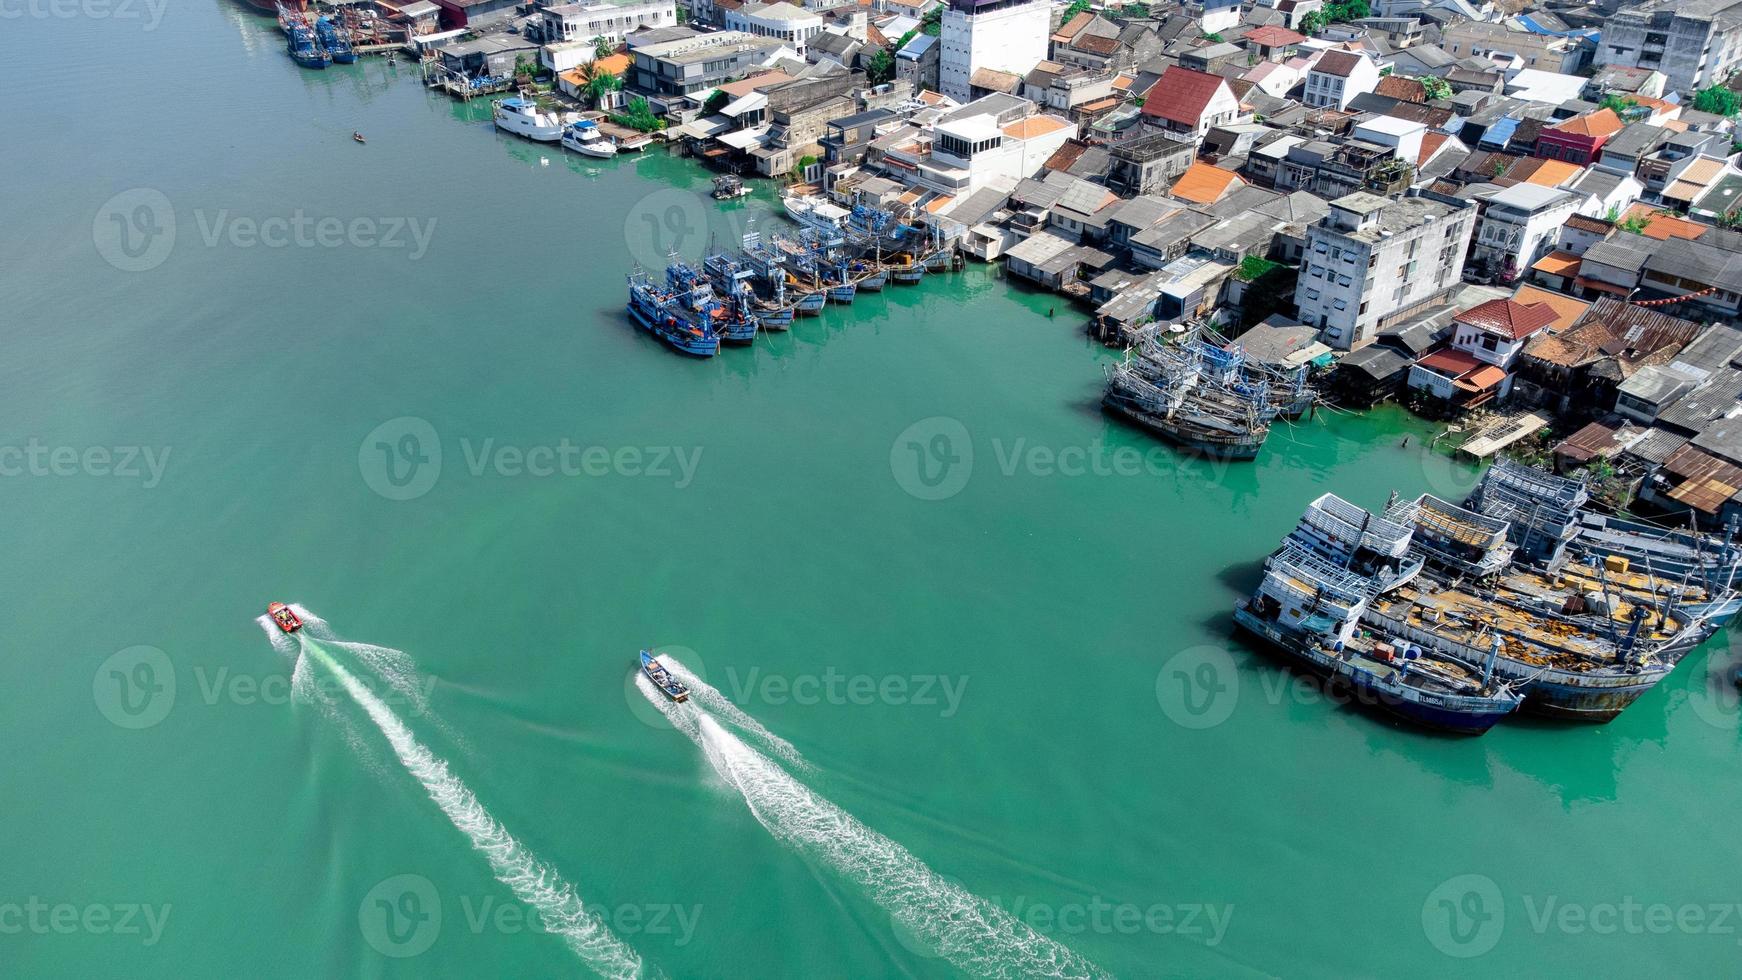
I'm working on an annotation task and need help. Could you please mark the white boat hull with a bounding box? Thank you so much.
[564,139,617,157]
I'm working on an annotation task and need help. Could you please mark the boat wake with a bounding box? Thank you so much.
[654,655,811,772]
[289,628,653,978]
[635,675,1103,979]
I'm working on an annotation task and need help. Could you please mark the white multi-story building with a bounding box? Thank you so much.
[937,0,1050,103]
[1471,183,1583,278]
[1302,49,1380,110]
[725,2,826,56]
[541,0,676,64]
[1294,191,1476,351]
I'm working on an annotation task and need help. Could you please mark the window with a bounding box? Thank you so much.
[1481,334,1499,351]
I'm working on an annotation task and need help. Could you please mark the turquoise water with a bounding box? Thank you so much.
[6,6,1742,977]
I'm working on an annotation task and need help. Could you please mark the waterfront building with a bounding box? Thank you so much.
[1294,191,1475,351]
[938,0,1051,103]
[629,32,792,96]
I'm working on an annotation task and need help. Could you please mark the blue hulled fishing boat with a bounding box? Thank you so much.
[286,21,330,68]
[315,15,356,64]
[626,272,720,357]
[639,651,690,702]
[667,259,753,344]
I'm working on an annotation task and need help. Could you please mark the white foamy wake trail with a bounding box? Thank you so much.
[636,677,1103,980]
[655,657,811,773]
[311,642,653,980]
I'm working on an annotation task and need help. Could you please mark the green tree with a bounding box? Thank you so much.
[866,47,896,84]
[612,96,665,133]
[585,67,623,108]
[1419,75,1451,101]
[1062,0,1092,18]
[592,35,614,60]
[1200,31,1224,42]
[1693,84,1741,116]
[1122,1,1150,16]
[921,6,942,36]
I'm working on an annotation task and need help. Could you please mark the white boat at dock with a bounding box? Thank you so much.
[780,192,849,234]
[493,97,577,142]
[561,119,617,157]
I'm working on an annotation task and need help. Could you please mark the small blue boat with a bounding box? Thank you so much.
[626,272,720,357]
[639,651,689,702]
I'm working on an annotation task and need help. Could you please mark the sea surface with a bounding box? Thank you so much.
[5,7,1742,978]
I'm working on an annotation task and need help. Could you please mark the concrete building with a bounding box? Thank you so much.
[1294,191,1476,350]
[896,32,939,93]
[542,0,676,55]
[1597,0,1742,95]
[938,0,1051,103]
[629,32,792,95]
[1441,21,1586,74]
[1472,183,1583,278]
[1303,50,1381,110]
[725,2,826,56]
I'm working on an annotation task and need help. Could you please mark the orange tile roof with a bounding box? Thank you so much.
[924,195,954,214]
[1170,161,1244,204]
[559,53,630,84]
[1512,284,1591,333]
[1550,107,1623,139]
[1001,115,1071,140]
[1522,158,1583,188]
[1530,250,1581,277]
[1622,203,1707,240]
[1111,74,1134,91]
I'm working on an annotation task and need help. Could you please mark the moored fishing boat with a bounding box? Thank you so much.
[1101,358,1269,460]
[314,15,355,64]
[887,253,926,284]
[1234,546,1524,734]
[780,193,848,235]
[1361,574,1676,722]
[285,20,330,68]
[625,272,720,357]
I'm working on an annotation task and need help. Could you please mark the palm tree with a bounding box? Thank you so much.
[585,67,623,109]
[592,35,614,60]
